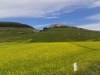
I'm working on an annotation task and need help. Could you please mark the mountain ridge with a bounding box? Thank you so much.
[0,22,33,28]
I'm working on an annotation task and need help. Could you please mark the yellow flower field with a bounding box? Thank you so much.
[0,42,100,75]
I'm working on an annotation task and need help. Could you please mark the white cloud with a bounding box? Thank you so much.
[0,0,100,18]
[77,22,100,31]
[78,13,100,31]
[86,13,100,20]
[34,24,50,28]
[44,16,58,19]
[89,1,100,8]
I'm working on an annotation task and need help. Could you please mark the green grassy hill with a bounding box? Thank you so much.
[0,22,37,42]
[0,22,100,42]
[0,22,33,28]
[31,27,100,42]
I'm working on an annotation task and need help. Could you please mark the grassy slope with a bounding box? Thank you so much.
[0,27,100,42]
[0,28,35,42]
[31,28,100,42]
[0,42,100,75]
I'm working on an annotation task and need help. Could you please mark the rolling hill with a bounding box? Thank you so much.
[0,22,37,42]
[0,22,100,42]
[0,22,33,28]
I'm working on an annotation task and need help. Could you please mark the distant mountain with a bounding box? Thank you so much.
[0,23,100,42]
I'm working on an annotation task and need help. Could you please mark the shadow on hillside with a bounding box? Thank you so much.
[69,43,98,50]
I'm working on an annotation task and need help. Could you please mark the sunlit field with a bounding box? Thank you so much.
[0,42,100,75]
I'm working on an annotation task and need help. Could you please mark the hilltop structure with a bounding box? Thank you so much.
[49,24,75,28]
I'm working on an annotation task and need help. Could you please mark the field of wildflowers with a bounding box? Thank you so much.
[0,42,100,75]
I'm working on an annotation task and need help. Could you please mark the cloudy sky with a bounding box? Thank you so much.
[0,0,100,30]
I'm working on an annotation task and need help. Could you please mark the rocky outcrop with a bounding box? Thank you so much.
[49,24,71,28]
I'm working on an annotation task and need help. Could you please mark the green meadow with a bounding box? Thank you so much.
[0,42,100,75]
